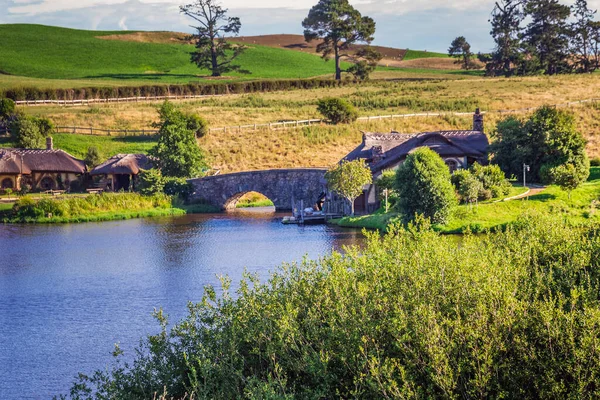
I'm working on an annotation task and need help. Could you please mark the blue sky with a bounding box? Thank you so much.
[0,0,596,52]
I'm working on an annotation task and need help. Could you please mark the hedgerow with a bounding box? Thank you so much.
[0,78,361,101]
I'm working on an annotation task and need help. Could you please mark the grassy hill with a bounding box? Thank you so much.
[0,25,465,91]
[0,24,354,83]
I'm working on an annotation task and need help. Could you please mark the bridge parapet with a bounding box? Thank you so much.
[188,168,328,211]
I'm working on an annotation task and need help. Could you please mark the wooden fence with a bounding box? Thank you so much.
[3,97,598,138]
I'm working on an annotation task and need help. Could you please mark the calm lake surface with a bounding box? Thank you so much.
[0,209,365,399]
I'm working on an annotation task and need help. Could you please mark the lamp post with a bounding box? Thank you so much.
[523,164,530,201]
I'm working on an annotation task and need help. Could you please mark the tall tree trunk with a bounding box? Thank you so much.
[210,36,220,77]
[334,44,342,80]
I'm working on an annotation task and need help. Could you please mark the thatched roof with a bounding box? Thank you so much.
[344,130,489,173]
[0,148,85,174]
[90,154,153,176]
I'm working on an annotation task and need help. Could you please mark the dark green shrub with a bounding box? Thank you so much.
[0,98,15,119]
[317,97,359,124]
[12,196,44,219]
[186,114,208,139]
[590,158,600,167]
[137,169,165,195]
[84,147,102,169]
[163,177,194,201]
[395,147,456,223]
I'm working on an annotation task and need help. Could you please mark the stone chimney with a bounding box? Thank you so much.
[473,108,484,132]
[46,136,53,150]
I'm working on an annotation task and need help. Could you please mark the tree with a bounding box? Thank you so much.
[325,159,372,216]
[548,162,589,198]
[10,116,44,148]
[84,147,102,169]
[137,169,165,196]
[317,97,358,124]
[570,0,598,73]
[180,0,247,77]
[458,173,483,207]
[395,147,457,224]
[490,106,588,183]
[487,0,525,77]
[522,0,572,75]
[0,98,15,120]
[591,21,600,70]
[448,36,476,70]
[150,101,208,178]
[303,0,377,80]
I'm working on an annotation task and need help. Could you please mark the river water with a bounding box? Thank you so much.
[0,210,364,399]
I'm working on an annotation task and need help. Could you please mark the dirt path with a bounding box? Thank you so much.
[495,186,546,203]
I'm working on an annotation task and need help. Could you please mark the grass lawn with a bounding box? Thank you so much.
[335,168,600,233]
[0,134,156,159]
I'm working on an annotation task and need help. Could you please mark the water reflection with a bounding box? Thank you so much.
[0,213,364,399]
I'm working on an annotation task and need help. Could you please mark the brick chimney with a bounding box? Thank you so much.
[46,136,53,150]
[473,108,484,132]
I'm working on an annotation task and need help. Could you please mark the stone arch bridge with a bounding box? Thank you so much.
[189,168,328,211]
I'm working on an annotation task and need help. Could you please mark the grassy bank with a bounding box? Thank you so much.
[335,167,600,233]
[1,193,182,223]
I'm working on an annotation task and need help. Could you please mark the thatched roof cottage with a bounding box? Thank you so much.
[90,154,153,191]
[0,137,86,191]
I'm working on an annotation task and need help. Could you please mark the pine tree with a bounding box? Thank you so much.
[522,0,572,75]
[570,0,597,73]
[488,0,525,77]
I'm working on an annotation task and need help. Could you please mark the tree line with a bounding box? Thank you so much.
[452,0,600,75]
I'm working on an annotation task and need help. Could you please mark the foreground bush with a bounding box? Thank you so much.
[65,214,600,399]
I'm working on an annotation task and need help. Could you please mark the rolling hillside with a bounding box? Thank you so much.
[0,24,464,90]
[0,24,352,83]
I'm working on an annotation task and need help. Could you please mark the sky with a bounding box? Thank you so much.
[1,0,598,52]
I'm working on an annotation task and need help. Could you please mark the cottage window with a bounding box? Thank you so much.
[1,178,14,189]
[445,159,459,173]
[40,177,55,191]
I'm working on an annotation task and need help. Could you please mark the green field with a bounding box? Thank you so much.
[0,134,156,159]
[0,24,353,83]
[403,49,449,60]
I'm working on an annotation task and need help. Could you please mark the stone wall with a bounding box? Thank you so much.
[189,168,328,211]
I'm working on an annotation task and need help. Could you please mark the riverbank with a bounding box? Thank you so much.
[0,193,222,224]
[334,167,600,233]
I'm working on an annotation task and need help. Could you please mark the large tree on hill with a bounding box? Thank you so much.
[448,36,476,70]
[180,0,247,77]
[487,0,525,77]
[522,0,572,75]
[302,0,377,80]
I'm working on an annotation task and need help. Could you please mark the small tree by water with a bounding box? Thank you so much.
[325,159,372,216]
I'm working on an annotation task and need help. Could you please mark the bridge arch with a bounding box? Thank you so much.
[189,168,327,211]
